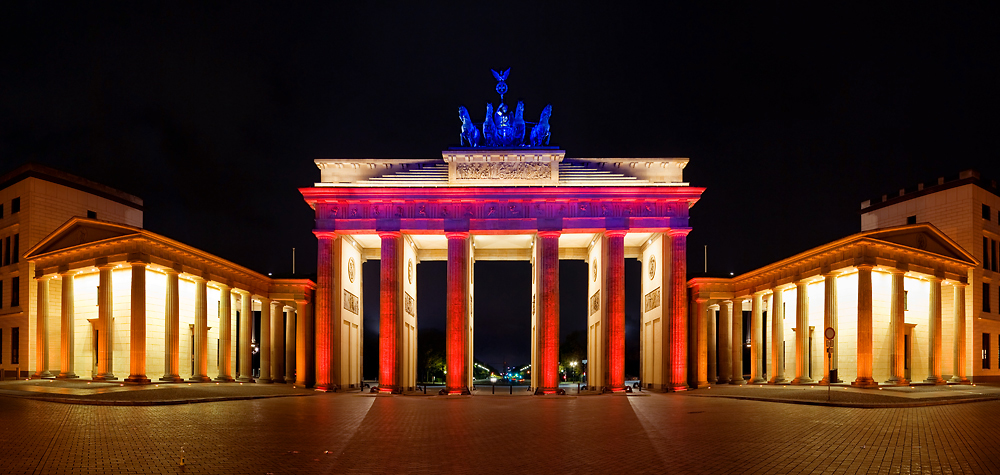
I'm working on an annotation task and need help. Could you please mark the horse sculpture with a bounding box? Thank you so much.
[483,103,497,147]
[530,104,552,147]
[513,101,525,146]
[458,106,481,147]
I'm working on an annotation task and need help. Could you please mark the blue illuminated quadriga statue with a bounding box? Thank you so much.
[457,69,553,148]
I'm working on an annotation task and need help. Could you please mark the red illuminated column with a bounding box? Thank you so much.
[852,264,877,387]
[951,283,969,383]
[215,284,234,382]
[314,231,337,391]
[34,276,53,378]
[125,260,150,383]
[536,231,561,394]
[95,264,116,381]
[446,232,471,395]
[161,268,181,382]
[667,229,690,391]
[379,231,403,393]
[606,230,626,392]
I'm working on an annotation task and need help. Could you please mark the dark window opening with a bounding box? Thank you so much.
[984,283,992,313]
[10,198,19,214]
[984,204,992,220]
[87,210,97,219]
[993,239,998,272]
[0,279,3,309]
[984,333,991,369]
[0,203,3,218]
[11,234,17,263]
[985,237,990,270]
[10,277,18,307]
[11,327,18,365]
[3,236,9,266]
[904,290,909,311]
[906,215,917,225]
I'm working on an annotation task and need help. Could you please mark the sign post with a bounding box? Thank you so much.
[825,327,836,401]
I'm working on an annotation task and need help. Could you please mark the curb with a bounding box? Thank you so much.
[0,391,315,406]
[690,394,1000,408]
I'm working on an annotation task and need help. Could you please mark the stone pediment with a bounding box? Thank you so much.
[863,224,974,263]
[24,218,141,258]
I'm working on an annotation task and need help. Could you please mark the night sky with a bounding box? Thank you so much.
[3,4,999,372]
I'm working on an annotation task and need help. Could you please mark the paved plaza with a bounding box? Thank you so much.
[2,381,1000,474]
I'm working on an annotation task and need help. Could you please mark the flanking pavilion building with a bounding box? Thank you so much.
[302,149,704,393]
[689,224,977,388]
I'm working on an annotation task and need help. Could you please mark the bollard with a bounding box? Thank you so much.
[492,383,495,394]
[509,381,512,395]
[180,446,185,467]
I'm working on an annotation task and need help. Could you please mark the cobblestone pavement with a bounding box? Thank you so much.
[2,387,1000,474]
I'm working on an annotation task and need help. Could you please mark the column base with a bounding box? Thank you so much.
[533,387,566,395]
[791,376,815,385]
[696,380,709,389]
[443,387,471,395]
[851,377,879,388]
[56,372,79,379]
[748,377,767,384]
[314,383,339,392]
[257,378,272,384]
[378,386,402,394]
[272,377,286,384]
[924,376,947,385]
[214,376,235,382]
[159,375,183,383]
[188,376,212,383]
[668,383,689,392]
[236,376,254,383]
[716,377,731,385]
[33,371,55,379]
[93,374,118,381]
[768,376,787,384]
[729,378,746,385]
[950,376,971,384]
[285,376,295,384]
[885,377,909,386]
[124,375,151,384]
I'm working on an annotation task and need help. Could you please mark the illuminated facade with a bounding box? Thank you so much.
[861,170,1000,382]
[689,224,977,387]
[302,150,703,393]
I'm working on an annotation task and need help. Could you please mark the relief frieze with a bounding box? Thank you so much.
[644,287,661,313]
[343,289,360,315]
[455,162,551,180]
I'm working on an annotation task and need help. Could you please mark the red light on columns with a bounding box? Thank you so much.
[606,230,627,392]
[313,231,337,391]
[445,232,471,395]
[537,231,561,394]
[379,231,402,394]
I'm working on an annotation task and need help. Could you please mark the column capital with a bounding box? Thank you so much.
[163,267,180,276]
[97,263,115,271]
[856,262,875,271]
[666,228,691,237]
[128,260,148,268]
[537,230,561,239]
[233,288,251,297]
[35,273,54,281]
[604,229,628,239]
[445,231,470,240]
[378,230,402,239]
[927,275,943,283]
[889,267,906,275]
[313,230,338,240]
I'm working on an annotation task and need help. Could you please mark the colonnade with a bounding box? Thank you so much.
[695,264,969,387]
[32,262,307,385]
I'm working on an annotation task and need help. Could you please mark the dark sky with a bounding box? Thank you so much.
[3,4,999,370]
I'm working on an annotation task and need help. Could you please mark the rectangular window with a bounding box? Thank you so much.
[87,210,96,219]
[10,277,18,307]
[994,239,998,272]
[10,197,19,214]
[985,283,992,313]
[11,234,17,264]
[986,237,991,270]
[11,327,18,365]
[984,333,991,369]
[906,215,917,225]
[3,236,8,266]
[985,204,992,220]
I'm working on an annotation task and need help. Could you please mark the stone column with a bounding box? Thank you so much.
[792,279,813,384]
[258,296,272,384]
[314,231,336,391]
[853,264,877,387]
[717,300,732,385]
[706,304,716,386]
[271,300,285,383]
[731,298,745,384]
[125,261,150,383]
[215,284,234,382]
[34,277,53,378]
[285,304,296,383]
[378,231,402,393]
[161,269,181,382]
[925,276,945,384]
[445,231,471,395]
[295,298,313,387]
[951,283,970,383]
[885,269,907,385]
[536,230,561,394]
[667,229,690,391]
[820,272,839,384]
[749,292,766,384]
[606,229,626,391]
[190,276,210,382]
[237,291,253,382]
[769,287,786,384]
[57,271,77,379]
[94,264,116,381]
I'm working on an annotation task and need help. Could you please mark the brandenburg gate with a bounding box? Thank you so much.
[301,73,703,394]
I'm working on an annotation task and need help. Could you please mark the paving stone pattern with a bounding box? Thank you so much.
[2,388,1000,474]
